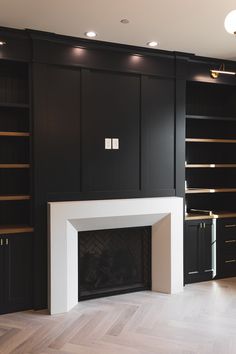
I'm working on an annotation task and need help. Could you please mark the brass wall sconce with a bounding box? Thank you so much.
[210,64,236,79]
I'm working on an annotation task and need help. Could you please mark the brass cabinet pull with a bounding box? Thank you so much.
[0,238,3,246]
[225,259,236,263]
[188,271,199,275]
[225,239,236,243]
[5,238,8,246]
[225,224,236,228]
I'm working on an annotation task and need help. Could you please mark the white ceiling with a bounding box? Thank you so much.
[0,0,236,60]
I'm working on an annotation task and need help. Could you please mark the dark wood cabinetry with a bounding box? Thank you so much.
[185,220,215,284]
[0,60,33,233]
[0,58,33,313]
[185,82,236,219]
[2,27,236,312]
[184,80,236,285]
[217,218,236,278]
[0,233,33,314]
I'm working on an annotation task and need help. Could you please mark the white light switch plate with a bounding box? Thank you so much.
[105,138,112,150]
[112,138,119,150]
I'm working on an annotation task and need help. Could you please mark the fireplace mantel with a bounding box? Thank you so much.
[48,197,183,315]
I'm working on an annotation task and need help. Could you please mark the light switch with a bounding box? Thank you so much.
[105,138,112,150]
[112,138,119,150]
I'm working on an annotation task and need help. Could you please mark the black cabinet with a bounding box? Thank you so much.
[0,233,33,314]
[184,220,215,284]
[217,218,236,278]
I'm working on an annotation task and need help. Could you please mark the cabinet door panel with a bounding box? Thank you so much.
[34,63,81,194]
[81,69,140,193]
[2,234,32,314]
[185,220,213,284]
[142,76,175,195]
[0,238,6,313]
[6,234,32,311]
[184,222,200,282]
[201,223,213,273]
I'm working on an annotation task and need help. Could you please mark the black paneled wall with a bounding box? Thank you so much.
[32,39,176,307]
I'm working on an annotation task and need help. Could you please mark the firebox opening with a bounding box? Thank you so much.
[78,226,151,300]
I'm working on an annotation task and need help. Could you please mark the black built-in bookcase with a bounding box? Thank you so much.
[184,80,236,283]
[0,58,33,314]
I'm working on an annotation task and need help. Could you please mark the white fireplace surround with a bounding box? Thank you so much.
[48,197,183,315]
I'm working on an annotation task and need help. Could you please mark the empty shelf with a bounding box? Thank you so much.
[0,164,30,169]
[186,138,236,143]
[186,164,236,168]
[185,188,236,194]
[0,225,34,235]
[0,195,31,201]
[0,131,30,137]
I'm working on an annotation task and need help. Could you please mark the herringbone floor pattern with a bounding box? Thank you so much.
[1,278,236,354]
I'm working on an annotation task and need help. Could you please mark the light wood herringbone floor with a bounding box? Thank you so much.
[1,278,236,354]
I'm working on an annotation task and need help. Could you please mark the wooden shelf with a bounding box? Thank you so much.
[186,211,236,221]
[186,188,236,194]
[186,138,236,143]
[0,195,31,201]
[186,115,236,122]
[186,164,236,168]
[0,164,30,169]
[0,225,34,235]
[0,103,29,109]
[0,131,30,137]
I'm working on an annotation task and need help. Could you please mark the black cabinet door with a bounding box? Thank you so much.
[0,237,6,313]
[184,221,201,283]
[200,222,213,276]
[0,234,32,314]
[141,76,175,196]
[81,69,140,195]
[184,220,213,284]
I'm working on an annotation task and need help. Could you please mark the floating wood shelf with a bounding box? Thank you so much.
[186,138,236,143]
[186,188,236,194]
[186,164,236,168]
[0,195,31,201]
[0,131,30,137]
[0,164,30,169]
[186,115,236,121]
[0,103,29,109]
[0,225,34,235]
[186,211,236,221]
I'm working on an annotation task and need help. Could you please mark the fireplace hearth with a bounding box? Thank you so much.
[78,226,151,300]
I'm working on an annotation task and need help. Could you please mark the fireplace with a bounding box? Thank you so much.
[48,197,183,315]
[78,226,151,300]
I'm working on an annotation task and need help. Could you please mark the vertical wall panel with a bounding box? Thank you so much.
[33,63,81,308]
[142,76,175,195]
[81,69,141,194]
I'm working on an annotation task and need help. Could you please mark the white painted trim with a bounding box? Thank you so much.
[49,197,183,314]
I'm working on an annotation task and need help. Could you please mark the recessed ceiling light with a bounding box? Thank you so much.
[0,41,6,46]
[84,31,97,38]
[147,41,159,47]
[120,19,130,24]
